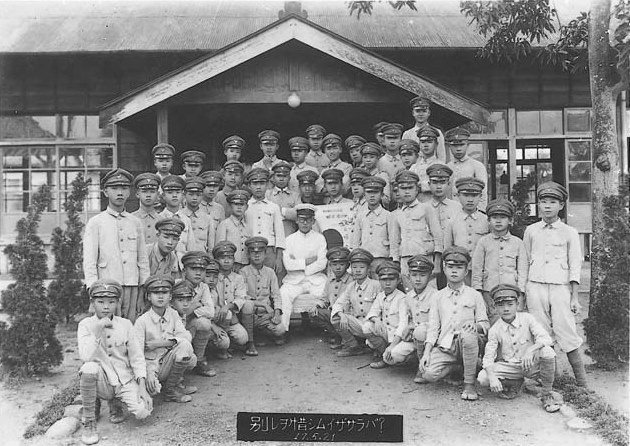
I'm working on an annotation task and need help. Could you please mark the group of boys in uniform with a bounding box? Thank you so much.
[78,96,587,445]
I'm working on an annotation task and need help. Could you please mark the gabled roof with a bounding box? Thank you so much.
[99,14,490,125]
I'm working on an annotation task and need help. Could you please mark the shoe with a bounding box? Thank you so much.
[164,387,193,403]
[193,363,217,377]
[108,399,127,424]
[245,342,259,356]
[460,384,479,401]
[414,369,428,384]
[176,380,198,395]
[541,392,561,413]
[336,346,366,357]
[370,360,388,369]
[81,419,99,445]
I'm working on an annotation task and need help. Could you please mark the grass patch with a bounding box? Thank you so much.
[554,374,629,446]
[23,377,79,439]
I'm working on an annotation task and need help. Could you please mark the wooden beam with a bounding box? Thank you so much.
[157,105,168,144]
[508,108,518,196]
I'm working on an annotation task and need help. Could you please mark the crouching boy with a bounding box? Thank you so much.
[134,275,197,404]
[477,284,559,412]
[363,261,413,369]
[78,279,152,445]
[417,246,489,401]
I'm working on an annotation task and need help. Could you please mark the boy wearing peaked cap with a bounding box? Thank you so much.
[267,160,301,238]
[398,140,421,171]
[373,122,389,149]
[305,124,330,172]
[252,130,283,172]
[348,167,370,214]
[345,135,366,168]
[363,261,411,369]
[523,181,587,387]
[147,218,184,280]
[78,279,152,445]
[134,275,197,404]
[152,143,175,181]
[157,175,201,257]
[378,123,406,182]
[180,150,205,179]
[83,169,150,323]
[331,248,380,357]
[411,126,442,202]
[239,237,286,350]
[472,199,528,325]
[222,135,245,162]
[477,284,559,412]
[181,176,217,254]
[215,160,245,217]
[360,142,391,209]
[404,255,438,383]
[445,127,488,210]
[321,168,353,205]
[215,189,252,271]
[132,173,162,246]
[199,170,226,226]
[296,170,323,206]
[417,246,489,401]
[402,96,447,163]
[289,136,322,193]
[322,134,352,191]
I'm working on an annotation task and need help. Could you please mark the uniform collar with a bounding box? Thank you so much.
[384,152,400,161]
[420,155,438,164]
[328,195,344,204]
[492,231,511,240]
[402,199,420,211]
[367,204,383,216]
[499,313,522,331]
[452,155,470,163]
[272,186,291,195]
[249,197,269,205]
[148,307,173,323]
[137,207,158,219]
[151,242,169,261]
[543,219,562,229]
[106,206,128,218]
[332,272,351,284]
[229,214,246,226]
[464,210,480,220]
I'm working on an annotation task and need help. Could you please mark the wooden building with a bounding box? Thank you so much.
[0,1,627,274]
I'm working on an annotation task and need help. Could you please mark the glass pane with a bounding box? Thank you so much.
[540,110,563,134]
[467,143,484,163]
[0,116,56,139]
[461,110,507,135]
[60,170,81,190]
[515,150,523,160]
[87,172,106,212]
[520,164,536,181]
[3,172,25,212]
[538,162,553,184]
[569,162,591,182]
[2,146,29,168]
[494,163,510,200]
[86,116,114,139]
[85,146,113,168]
[566,109,591,133]
[59,116,86,139]
[538,147,551,159]
[60,147,84,168]
[569,183,591,202]
[30,147,56,169]
[524,148,538,159]
[32,171,57,212]
[516,111,540,134]
[568,140,591,161]
[496,149,508,161]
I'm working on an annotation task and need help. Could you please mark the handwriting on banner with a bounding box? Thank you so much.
[314,202,356,247]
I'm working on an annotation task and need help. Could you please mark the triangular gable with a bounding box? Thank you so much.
[100,14,490,126]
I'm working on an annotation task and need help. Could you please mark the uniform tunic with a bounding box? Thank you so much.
[352,205,400,259]
[214,216,251,265]
[378,153,405,182]
[411,154,440,194]
[443,210,489,255]
[322,272,352,308]
[429,198,462,236]
[199,200,226,229]
[266,186,300,236]
[405,286,437,341]
[365,289,408,342]
[245,198,286,249]
[331,278,380,320]
[447,156,488,209]
[402,124,447,163]
[289,162,322,192]
[146,242,182,279]
[132,207,160,246]
[180,206,216,253]
[192,282,215,320]
[395,199,443,260]
[472,233,529,292]
[252,156,283,172]
[327,159,353,190]
[305,150,330,172]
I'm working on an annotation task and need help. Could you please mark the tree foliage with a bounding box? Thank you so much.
[0,186,63,375]
[48,173,90,324]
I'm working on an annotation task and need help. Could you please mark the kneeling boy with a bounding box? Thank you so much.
[78,279,152,445]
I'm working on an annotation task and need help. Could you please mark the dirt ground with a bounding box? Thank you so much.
[1,263,628,446]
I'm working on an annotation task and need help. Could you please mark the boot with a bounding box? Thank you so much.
[567,349,588,387]
[164,362,192,403]
[108,398,127,424]
[193,360,217,377]
[80,419,99,445]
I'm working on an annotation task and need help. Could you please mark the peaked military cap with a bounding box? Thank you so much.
[395,170,420,184]
[444,127,471,145]
[321,168,344,182]
[144,275,174,292]
[397,139,421,154]
[349,167,370,183]
[537,181,567,201]
[455,176,485,193]
[89,279,123,299]
[360,142,383,157]
[181,251,211,268]
[305,124,326,137]
[407,255,434,272]
[181,150,206,164]
[376,261,401,278]
[345,135,367,149]
[226,189,251,204]
[134,172,161,189]
[155,217,185,236]
[296,170,319,185]
[381,123,404,136]
[289,136,310,150]
[246,167,270,183]
[326,246,351,261]
[223,160,245,173]
[200,170,224,186]
[152,143,175,158]
[442,246,471,265]
[417,126,440,141]
[295,203,317,216]
[222,135,245,150]
[245,236,269,251]
[184,176,205,192]
[102,168,133,188]
[161,175,186,190]
[486,199,515,217]
[426,163,453,179]
[205,258,220,273]
[172,280,195,299]
[409,96,431,109]
[212,240,237,258]
[373,122,389,135]
[271,160,292,174]
[361,175,387,191]
[322,133,343,149]
[349,248,374,264]
[258,130,280,143]
[490,283,521,304]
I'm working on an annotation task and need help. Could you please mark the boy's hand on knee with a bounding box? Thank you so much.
[146,374,160,396]
[522,350,535,372]
[419,351,431,373]
[271,309,282,325]
[383,347,393,363]
[460,322,476,335]
[338,313,349,330]
[489,376,503,393]
[137,379,153,412]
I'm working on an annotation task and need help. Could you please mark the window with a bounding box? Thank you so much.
[515,142,557,217]
[565,108,592,133]
[516,110,563,135]
[461,110,508,136]
[567,140,592,203]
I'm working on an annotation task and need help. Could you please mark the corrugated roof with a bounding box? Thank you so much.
[0,0,589,53]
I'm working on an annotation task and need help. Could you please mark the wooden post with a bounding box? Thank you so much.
[508,108,518,194]
[157,105,168,144]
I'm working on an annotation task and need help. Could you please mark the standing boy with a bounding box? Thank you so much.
[321,168,352,205]
[523,182,587,387]
[222,135,245,162]
[147,218,184,279]
[288,136,322,193]
[158,175,199,256]
[215,189,252,271]
[78,279,152,445]
[152,143,175,181]
[215,160,245,216]
[477,284,559,412]
[132,173,162,246]
[402,96,446,162]
[417,246,489,401]
[180,150,205,179]
[181,176,216,253]
[322,134,352,191]
[377,123,405,181]
[445,127,488,210]
[84,168,150,322]
[345,135,366,168]
[412,127,442,202]
[134,276,197,404]
[398,140,420,171]
[199,170,226,227]
[305,124,329,172]
[252,130,283,172]
[472,199,528,324]
[360,143,391,208]
[267,160,300,237]
[296,170,323,205]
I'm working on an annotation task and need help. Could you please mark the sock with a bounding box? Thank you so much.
[567,349,588,387]
[80,373,98,422]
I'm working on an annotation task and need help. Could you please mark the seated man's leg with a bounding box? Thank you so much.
[79,362,113,445]
[422,347,458,383]
[116,380,152,420]
[187,317,216,376]
[312,308,339,341]
[386,341,416,365]
[280,283,306,330]
[238,300,258,355]
[332,314,366,356]
[362,319,389,368]
[225,322,249,347]
[413,325,428,383]
[208,323,231,358]
[254,311,286,343]
[457,332,482,400]
[158,340,197,403]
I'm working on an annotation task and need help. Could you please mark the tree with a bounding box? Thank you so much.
[48,174,91,324]
[0,186,63,375]
[349,0,630,366]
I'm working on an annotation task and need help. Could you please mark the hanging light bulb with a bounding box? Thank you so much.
[287,91,301,108]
